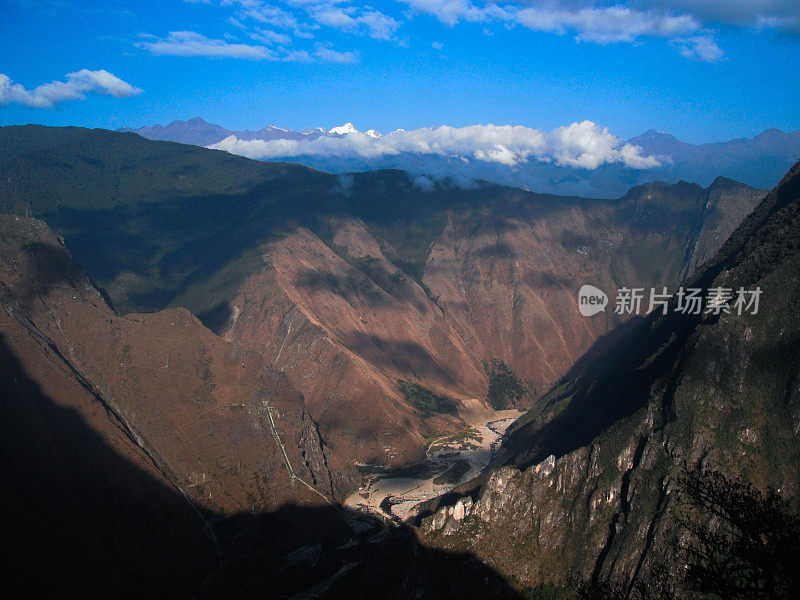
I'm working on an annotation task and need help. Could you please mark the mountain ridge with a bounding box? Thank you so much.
[119,118,800,196]
[0,124,766,502]
[2,125,797,598]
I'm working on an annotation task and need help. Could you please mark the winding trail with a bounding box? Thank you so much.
[262,374,334,505]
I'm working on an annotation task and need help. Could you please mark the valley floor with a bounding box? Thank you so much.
[345,408,522,523]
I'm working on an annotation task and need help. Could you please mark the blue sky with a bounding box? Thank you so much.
[1,0,799,143]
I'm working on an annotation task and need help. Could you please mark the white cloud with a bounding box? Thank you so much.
[404,1,701,42]
[403,1,800,33]
[219,0,401,42]
[222,0,299,29]
[175,1,749,63]
[208,121,660,170]
[413,174,436,192]
[356,10,402,40]
[0,70,142,109]
[293,28,316,39]
[315,47,359,63]
[136,31,275,59]
[402,0,490,26]
[189,1,380,60]
[247,27,292,45]
[310,5,400,40]
[515,5,700,44]
[670,35,725,62]
[634,1,800,32]
[400,1,726,61]
[284,49,314,62]
[552,121,660,169]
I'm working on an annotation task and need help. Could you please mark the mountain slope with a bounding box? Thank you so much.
[0,124,339,314]
[0,214,336,515]
[419,160,800,594]
[0,216,219,598]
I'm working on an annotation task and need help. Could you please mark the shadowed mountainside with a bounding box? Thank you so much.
[0,332,216,599]
[417,160,800,595]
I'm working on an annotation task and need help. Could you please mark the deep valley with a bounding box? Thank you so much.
[1,125,798,599]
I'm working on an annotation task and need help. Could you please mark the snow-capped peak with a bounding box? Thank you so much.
[365,129,382,138]
[329,123,359,135]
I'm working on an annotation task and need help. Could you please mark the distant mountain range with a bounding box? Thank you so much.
[120,118,800,197]
[121,117,330,146]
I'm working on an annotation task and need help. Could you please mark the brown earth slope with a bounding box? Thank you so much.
[209,177,764,485]
[0,217,528,600]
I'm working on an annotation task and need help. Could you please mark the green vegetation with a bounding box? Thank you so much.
[429,427,482,451]
[677,468,800,599]
[487,360,528,409]
[398,380,458,415]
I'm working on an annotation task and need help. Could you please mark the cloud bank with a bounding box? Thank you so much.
[401,1,725,61]
[402,0,800,33]
[137,30,362,63]
[0,70,142,109]
[208,121,660,170]
[308,4,401,40]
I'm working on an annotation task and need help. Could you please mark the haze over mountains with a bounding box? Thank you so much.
[121,117,800,197]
